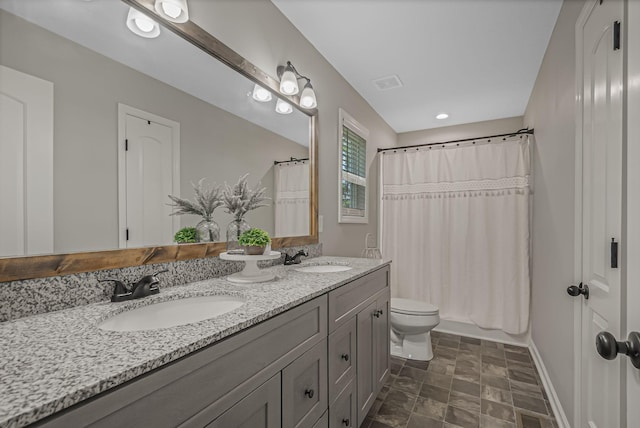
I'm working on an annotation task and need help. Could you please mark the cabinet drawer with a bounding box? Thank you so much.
[207,373,281,428]
[328,317,356,404]
[283,338,328,428]
[36,296,327,428]
[328,266,388,332]
[329,381,356,428]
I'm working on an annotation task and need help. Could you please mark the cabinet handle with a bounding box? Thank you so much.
[304,389,314,398]
[341,353,350,362]
[342,418,350,426]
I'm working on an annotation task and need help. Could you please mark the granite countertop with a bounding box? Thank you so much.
[0,256,390,428]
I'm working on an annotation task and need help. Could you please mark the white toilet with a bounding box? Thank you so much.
[390,298,440,361]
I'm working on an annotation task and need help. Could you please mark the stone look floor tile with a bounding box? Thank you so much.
[449,390,481,413]
[368,337,555,428]
[445,405,479,428]
[407,413,445,428]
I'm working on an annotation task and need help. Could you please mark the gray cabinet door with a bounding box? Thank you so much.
[207,374,281,428]
[356,300,377,424]
[328,317,356,405]
[374,292,390,390]
[329,380,355,428]
[283,338,328,428]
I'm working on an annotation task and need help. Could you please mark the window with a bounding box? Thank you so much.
[338,108,369,223]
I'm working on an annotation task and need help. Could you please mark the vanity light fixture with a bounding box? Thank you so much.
[252,84,272,102]
[275,98,293,115]
[436,113,449,120]
[126,7,161,38]
[276,61,318,108]
[154,0,189,23]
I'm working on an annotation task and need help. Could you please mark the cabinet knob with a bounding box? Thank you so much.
[342,418,350,426]
[304,389,314,398]
[373,309,383,318]
[341,353,350,362]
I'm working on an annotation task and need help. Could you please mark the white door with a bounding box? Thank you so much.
[625,0,640,425]
[576,1,624,427]
[122,114,176,248]
[0,65,53,257]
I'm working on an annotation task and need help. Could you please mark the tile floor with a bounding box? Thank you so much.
[361,331,559,428]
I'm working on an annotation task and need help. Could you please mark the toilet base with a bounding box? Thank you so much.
[390,331,434,361]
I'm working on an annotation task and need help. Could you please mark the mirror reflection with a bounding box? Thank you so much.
[0,0,312,258]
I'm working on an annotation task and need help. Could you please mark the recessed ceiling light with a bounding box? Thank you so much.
[436,113,449,120]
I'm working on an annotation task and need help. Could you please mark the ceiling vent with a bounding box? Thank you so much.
[372,75,403,91]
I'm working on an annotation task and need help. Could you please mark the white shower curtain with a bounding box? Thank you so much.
[274,161,309,237]
[380,136,530,334]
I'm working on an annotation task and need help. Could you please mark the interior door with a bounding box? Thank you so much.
[0,65,53,257]
[577,1,624,427]
[124,114,175,248]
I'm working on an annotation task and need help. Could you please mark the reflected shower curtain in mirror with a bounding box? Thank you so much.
[380,136,530,334]
[274,161,309,237]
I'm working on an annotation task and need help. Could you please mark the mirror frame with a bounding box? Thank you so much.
[0,0,318,282]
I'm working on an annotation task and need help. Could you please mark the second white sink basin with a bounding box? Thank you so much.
[295,265,353,273]
[99,295,246,332]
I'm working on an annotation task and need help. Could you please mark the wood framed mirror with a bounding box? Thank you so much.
[0,0,318,282]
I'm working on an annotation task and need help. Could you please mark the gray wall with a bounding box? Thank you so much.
[185,0,398,256]
[0,10,307,253]
[398,116,524,147]
[523,0,586,424]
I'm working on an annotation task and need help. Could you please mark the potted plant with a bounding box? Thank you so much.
[238,228,271,255]
[174,227,198,244]
[223,174,270,251]
[168,178,224,242]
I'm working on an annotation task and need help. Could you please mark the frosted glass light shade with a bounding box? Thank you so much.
[279,69,299,95]
[275,98,293,114]
[154,0,189,23]
[126,8,161,38]
[252,84,272,102]
[300,82,317,109]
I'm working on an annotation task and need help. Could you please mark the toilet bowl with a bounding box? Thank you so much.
[390,298,440,361]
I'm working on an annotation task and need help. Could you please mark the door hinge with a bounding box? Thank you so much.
[126,228,129,241]
[125,139,128,151]
[614,21,621,50]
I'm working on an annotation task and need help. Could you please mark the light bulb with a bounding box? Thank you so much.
[275,98,293,114]
[162,2,181,18]
[154,0,189,23]
[279,68,299,95]
[300,81,317,108]
[252,84,272,102]
[126,8,161,38]
[436,113,449,120]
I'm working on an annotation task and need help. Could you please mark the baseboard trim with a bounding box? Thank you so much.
[529,340,570,428]
[434,319,529,346]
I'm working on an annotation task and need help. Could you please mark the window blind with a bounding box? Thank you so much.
[341,125,366,216]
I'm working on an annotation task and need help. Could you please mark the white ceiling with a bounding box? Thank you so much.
[271,0,563,133]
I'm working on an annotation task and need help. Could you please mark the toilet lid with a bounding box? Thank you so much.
[391,298,439,315]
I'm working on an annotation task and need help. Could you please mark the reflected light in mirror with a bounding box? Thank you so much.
[126,7,160,38]
[154,0,189,23]
[275,98,293,114]
[252,84,272,102]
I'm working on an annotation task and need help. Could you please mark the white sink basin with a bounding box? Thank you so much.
[99,295,246,332]
[295,265,353,273]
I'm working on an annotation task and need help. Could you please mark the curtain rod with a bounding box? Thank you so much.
[273,157,309,165]
[377,128,534,153]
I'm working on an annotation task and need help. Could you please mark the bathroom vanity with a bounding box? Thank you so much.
[0,258,390,428]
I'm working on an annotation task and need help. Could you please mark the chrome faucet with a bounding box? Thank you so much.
[98,269,168,302]
[284,250,308,265]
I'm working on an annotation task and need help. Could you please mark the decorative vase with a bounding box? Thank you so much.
[196,219,220,242]
[244,245,266,255]
[226,218,250,252]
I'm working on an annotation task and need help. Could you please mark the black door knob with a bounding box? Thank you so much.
[341,353,350,361]
[342,418,350,426]
[304,389,314,398]
[595,331,640,369]
[567,283,589,299]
